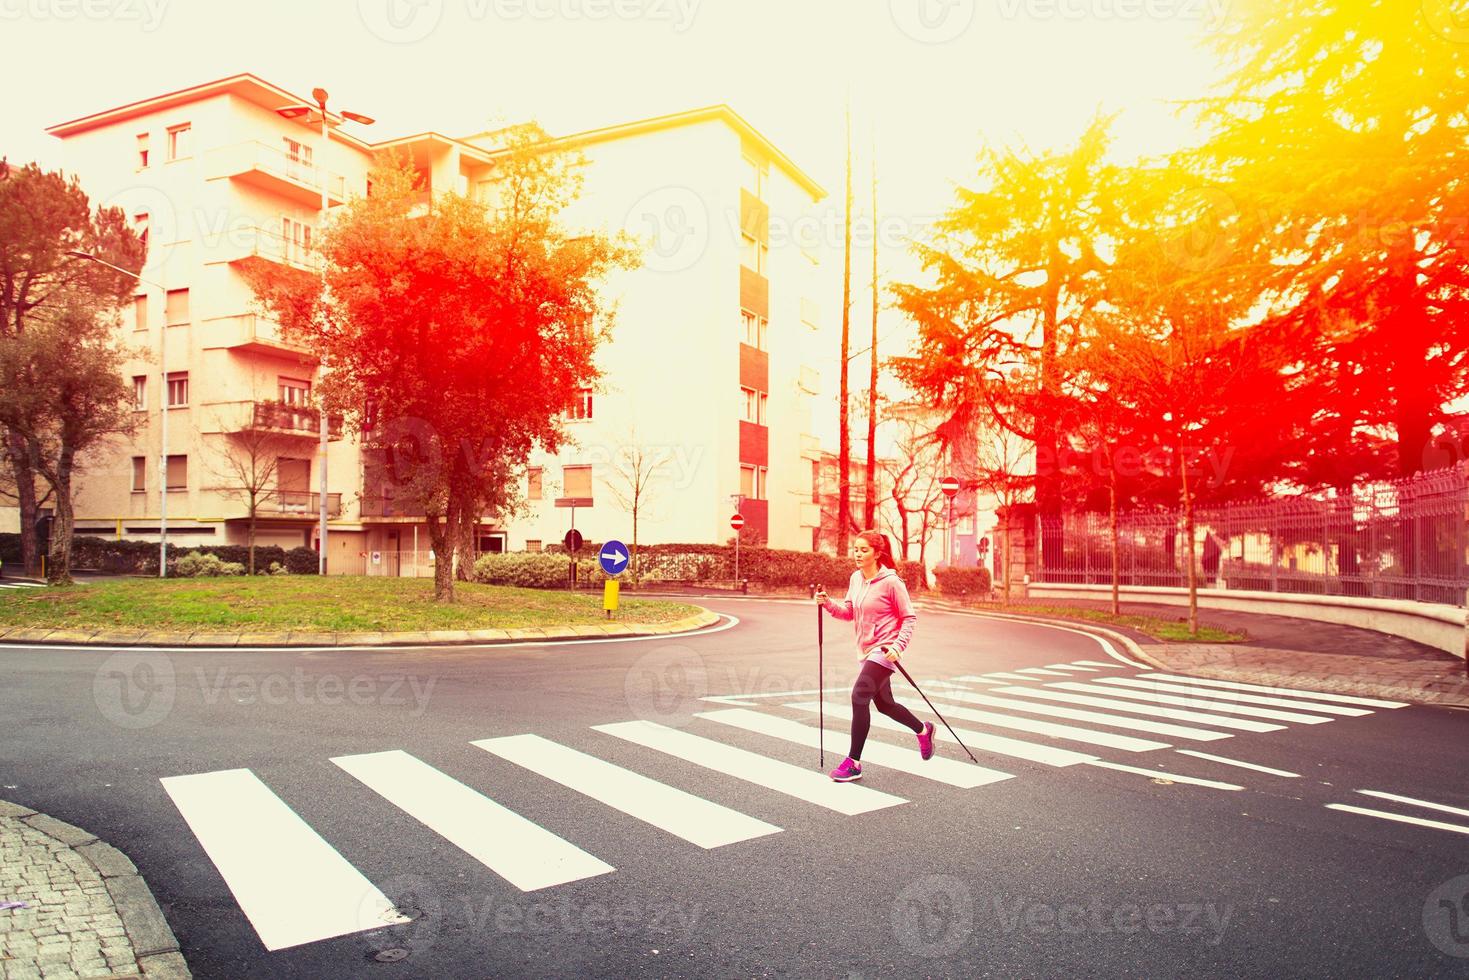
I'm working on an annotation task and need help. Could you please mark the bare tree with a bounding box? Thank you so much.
[864,136,879,529]
[878,411,948,568]
[601,429,667,585]
[837,103,854,557]
[971,422,1035,603]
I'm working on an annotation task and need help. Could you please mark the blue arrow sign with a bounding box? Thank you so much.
[598,540,630,576]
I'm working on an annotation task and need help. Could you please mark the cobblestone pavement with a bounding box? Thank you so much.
[0,803,188,980]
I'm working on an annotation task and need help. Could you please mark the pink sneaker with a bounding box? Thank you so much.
[917,721,936,760]
[829,757,862,782]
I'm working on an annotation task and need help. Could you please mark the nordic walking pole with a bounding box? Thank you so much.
[813,584,825,769]
[892,661,980,764]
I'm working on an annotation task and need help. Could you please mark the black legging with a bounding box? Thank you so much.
[849,660,923,761]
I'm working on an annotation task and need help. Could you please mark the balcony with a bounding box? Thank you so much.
[201,314,316,363]
[200,400,344,441]
[359,493,427,518]
[265,491,342,518]
[205,140,348,207]
[219,225,320,273]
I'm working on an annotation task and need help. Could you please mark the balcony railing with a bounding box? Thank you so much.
[205,140,348,206]
[266,491,342,517]
[251,400,344,439]
[201,314,316,360]
[224,225,320,272]
[359,493,427,518]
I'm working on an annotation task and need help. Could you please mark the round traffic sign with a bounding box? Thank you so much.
[730,513,745,531]
[940,476,961,498]
[598,539,630,576]
[563,529,583,553]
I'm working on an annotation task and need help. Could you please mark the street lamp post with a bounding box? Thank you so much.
[67,250,169,577]
[275,88,374,575]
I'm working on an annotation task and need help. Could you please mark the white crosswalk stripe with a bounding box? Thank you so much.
[927,687,1234,741]
[1013,667,1074,677]
[788,700,1168,752]
[992,686,1285,733]
[977,672,1039,682]
[695,708,1015,787]
[160,769,410,951]
[1043,663,1102,672]
[593,719,907,815]
[473,734,782,849]
[1042,681,1337,725]
[1090,677,1372,717]
[1140,673,1407,709]
[780,702,1096,768]
[1074,660,1132,669]
[332,750,615,891]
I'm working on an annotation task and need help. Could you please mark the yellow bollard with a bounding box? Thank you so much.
[603,579,619,620]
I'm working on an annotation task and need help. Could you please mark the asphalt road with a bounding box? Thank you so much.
[2,597,1468,979]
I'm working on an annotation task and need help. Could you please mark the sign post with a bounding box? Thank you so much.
[556,496,592,590]
[730,512,746,583]
[940,475,960,569]
[598,539,629,619]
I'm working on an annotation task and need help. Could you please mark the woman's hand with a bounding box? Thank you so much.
[813,587,828,605]
[883,646,901,663]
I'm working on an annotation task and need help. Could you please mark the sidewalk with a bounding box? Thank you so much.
[0,609,720,648]
[0,801,188,980]
[935,597,1469,708]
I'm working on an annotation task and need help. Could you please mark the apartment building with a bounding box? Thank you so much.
[45,75,827,568]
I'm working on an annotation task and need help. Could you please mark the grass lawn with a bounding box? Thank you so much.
[0,577,704,634]
[949,600,1248,644]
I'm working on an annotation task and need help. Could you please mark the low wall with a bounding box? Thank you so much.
[1028,583,1466,660]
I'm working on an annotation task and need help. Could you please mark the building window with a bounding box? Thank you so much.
[165,454,187,490]
[166,123,191,161]
[132,212,149,251]
[741,309,767,351]
[525,539,542,553]
[569,387,593,421]
[278,377,311,405]
[742,154,766,199]
[136,133,150,169]
[740,464,767,501]
[281,217,313,263]
[131,456,146,492]
[165,288,189,326]
[741,386,768,425]
[740,234,767,275]
[132,376,147,411]
[527,467,543,500]
[167,372,188,408]
[562,465,593,500]
[133,295,148,332]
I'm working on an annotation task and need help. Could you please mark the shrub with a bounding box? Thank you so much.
[284,547,320,575]
[934,566,992,598]
[472,552,601,589]
[629,544,926,593]
[173,553,246,577]
[267,561,288,576]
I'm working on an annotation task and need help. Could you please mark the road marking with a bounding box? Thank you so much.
[1139,673,1408,709]
[978,672,1040,682]
[331,750,613,891]
[951,675,1003,684]
[159,769,410,952]
[780,703,1096,768]
[695,709,1014,787]
[472,734,781,849]
[1073,659,1137,670]
[929,688,1232,741]
[1044,663,1101,672]
[1091,677,1372,717]
[992,686,1285,733]
[1085,760,1244,791]
[700,686,851,704]
[1013,667,1073,677]
[1356,790,1469,821]
[1326,804,1469,836]
[1173,750,1300,778]
[787,700,1168,752]
[592,720,906,815]
[1044,681,1335,725]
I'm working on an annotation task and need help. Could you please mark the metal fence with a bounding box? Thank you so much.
[1036,464,1469,607]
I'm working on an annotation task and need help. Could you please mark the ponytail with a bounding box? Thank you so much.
[857,529,896,571]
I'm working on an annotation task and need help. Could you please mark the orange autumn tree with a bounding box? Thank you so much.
[247,130,634,601]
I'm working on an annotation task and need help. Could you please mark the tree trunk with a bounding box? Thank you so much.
[45,449,75,586]
[1000,524,1011,604]
[1180,445,1198,636]
[428,511,455,602]
[837,107,854,558]
[864,142,878,530]
[247,496,258,575]
[6,429,40,576]
[631,506,639,587]
[455,507,476,583]
[1108,473,1120,616]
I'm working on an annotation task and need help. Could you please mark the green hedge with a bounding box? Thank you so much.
[934,566,992,598]
[0,534,316,575]
[471,552,601,588]
[529,543,924,593]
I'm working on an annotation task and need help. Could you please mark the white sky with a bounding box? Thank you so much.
[2,0,1232,447]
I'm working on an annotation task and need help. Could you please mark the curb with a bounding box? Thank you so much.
[0,799,190,979]
[0,608,723,649]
